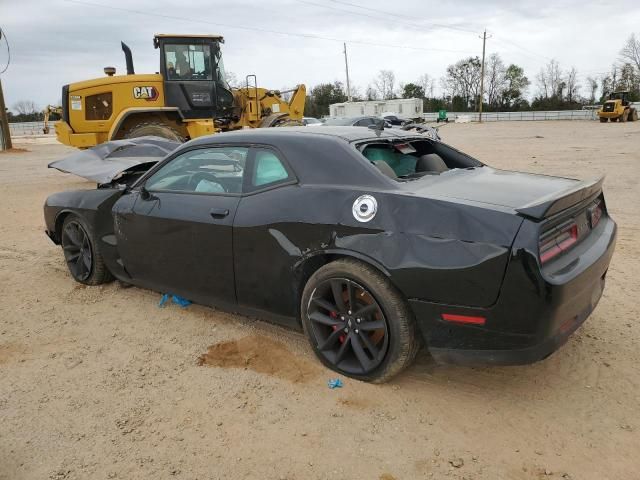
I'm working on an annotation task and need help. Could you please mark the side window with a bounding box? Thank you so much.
[85,93,112,120]
[250,149,291,189]
[145,147,248,194]
[355,118,373,127]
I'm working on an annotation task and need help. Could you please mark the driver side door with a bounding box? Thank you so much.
[113,146,249,307]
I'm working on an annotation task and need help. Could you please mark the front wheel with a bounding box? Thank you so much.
[599,117,608,123]
[61,215,113,285]
[301,259,420,383]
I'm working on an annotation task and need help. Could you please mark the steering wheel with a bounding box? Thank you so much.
[188,171,227,192]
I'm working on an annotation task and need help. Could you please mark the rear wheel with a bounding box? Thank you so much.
[621,110,629,122]
[630,108,638,122]
[611,117,618,122]
[124,121,184,142]
[599,117,608,123]
[301,259,420,383]
[61,215,113,285]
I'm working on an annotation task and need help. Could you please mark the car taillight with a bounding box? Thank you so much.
[588,200,602,229]
[539,220,578,264]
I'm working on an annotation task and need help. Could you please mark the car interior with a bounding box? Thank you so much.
[360,139,483,181]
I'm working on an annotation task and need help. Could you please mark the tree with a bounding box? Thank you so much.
[304,81,347,117]
[536,59,563,99]
[365,85,378,100]
[417,73,435,98]
[501,64,529,109]
[441,57,482,110]
[586,76,598,103]
[402,83,425,99]
[372,70,396,100]
[565,67,580,104]
[620,33,640,73]
[12,100,38,116]
[484,53,507,109]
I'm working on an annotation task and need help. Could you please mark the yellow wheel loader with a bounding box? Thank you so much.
[597,91,638,123]
[44,34,306,148]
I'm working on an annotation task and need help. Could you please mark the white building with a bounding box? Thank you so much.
[329,98,423,118]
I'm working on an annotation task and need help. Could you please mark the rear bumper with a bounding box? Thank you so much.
[426,286,600,365]
[409,216,616,366]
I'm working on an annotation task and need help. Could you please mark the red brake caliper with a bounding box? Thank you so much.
[330,311,346,343]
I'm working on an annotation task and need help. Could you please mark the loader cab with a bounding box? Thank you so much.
[609,91,630,106]
[154,34,235,120]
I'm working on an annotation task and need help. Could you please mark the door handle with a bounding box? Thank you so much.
[210,208,230,219]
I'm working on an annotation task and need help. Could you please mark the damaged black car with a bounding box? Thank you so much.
[44,127,617,382]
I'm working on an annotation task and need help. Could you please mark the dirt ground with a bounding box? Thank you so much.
[1,121,639,480]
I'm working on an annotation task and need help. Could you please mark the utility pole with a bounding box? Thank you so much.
[0,27,11,151]
[478,29,488,123]
[343,42,352,102]
[0,77,11,150]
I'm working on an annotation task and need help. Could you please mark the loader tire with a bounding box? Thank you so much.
[599,117,607,123]
[611,117,618,123]
[621,110,629,123]
[630,109,638,122]
[124,121,185,142]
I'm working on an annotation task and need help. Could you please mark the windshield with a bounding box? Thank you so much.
[164,43,212,81]
[214,46,229,87]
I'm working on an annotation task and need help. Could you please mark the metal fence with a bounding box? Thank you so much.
[8,121,53,136]
[423,110,598,122]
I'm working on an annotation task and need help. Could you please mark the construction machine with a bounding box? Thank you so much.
[597,91,638,123]
[44,34,306,148]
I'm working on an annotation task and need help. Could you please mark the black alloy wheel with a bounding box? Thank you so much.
[61,220,93,282]
[307,278,390,375]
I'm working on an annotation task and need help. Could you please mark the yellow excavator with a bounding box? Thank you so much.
[597,91,638,123]
[44,34,306,148]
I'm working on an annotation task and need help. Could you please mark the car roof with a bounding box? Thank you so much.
[187,126,425,146]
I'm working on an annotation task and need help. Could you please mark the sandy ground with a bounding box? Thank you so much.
[1,121,639,480]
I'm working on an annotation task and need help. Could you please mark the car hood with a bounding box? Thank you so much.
[405,166,581,212]
[48,136,180,184]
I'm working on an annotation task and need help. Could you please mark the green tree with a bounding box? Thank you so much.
[304,81,347,117]
[500,64,530,110]
[402,83,425,99]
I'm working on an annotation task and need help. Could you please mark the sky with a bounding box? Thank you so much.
[1,0,639,111]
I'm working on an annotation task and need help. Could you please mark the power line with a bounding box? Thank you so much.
[61,0,476,55]
[299,0,478,36]
[326,0,479,35]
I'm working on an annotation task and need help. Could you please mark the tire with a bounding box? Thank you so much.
[621,110,628,123]
[300,259,420,383]
[599,117,608,123]
[60,214,113,285]
[611,117,618,123]
[630,109,638,122]
[124,121,184,142]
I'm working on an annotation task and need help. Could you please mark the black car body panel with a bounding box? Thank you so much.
[44,127,617,366]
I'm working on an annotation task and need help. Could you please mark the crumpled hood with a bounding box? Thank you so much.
[406,166,579,210]
[48,136,180,184]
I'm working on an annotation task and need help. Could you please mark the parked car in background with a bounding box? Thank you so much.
[44,127,616,382]
[323,116,392,128]
[380,112,411,126]
[303,117,323,126]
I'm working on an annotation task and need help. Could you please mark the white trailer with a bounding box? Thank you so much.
[329,98,423,119]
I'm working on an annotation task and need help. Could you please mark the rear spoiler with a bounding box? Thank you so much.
[516,175,604,220]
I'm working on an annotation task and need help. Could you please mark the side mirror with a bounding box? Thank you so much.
[140,185,152,200]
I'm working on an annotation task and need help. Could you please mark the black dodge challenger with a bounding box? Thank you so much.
[44,127,617,382]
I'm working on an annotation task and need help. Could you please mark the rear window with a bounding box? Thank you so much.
[363,146,416,177]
